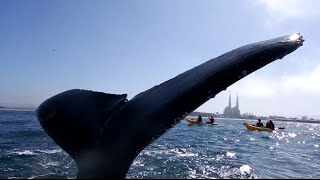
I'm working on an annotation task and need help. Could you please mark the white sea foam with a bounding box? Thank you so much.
[239,165,252,175]
[226,152,236,159]
[216,154,225,161]
[187,168,197,179]
[8,177,18,179]
[11,150,37,156]
[36,149,62,154]
[37,161,60,168]
[174,149,198,157]
[132,159,145,167]
[288,132,297,138]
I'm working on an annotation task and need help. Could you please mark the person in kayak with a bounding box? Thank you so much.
[209,116,214,123]
[197,115,202,123]
[208,116,215,123]
[270,120,275,129]
[266,120,270,128]
[255,119,263,127]
[266,120,275,129]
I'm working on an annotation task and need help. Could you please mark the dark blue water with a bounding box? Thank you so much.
[1,111,319,179]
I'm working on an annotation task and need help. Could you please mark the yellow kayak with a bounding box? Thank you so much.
[243,123,274,132]
[187,119,218,125]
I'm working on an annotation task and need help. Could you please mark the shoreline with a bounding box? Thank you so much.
[0,108,35,112]
[186,116,320,124]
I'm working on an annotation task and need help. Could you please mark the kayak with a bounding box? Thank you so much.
[243,123,285,131]
[243,123,274,132]
[187,119,218,125]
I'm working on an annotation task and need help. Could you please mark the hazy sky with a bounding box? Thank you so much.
[1,0,319,118]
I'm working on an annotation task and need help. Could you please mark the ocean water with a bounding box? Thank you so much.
[0,110,319,179]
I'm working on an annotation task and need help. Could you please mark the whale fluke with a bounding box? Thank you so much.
[36,33,304,178]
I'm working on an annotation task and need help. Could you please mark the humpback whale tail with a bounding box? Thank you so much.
[36,33,304,178]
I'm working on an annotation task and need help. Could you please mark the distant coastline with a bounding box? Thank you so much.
[186,116,320,124]
[0,108,35,112]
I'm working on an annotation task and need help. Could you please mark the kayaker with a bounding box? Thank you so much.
[255,119,263,127]
[266,120,270,128]
[197,115,202,123]
[266,120,275,129]
[270,120,275,129]
[208,116,214,123]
